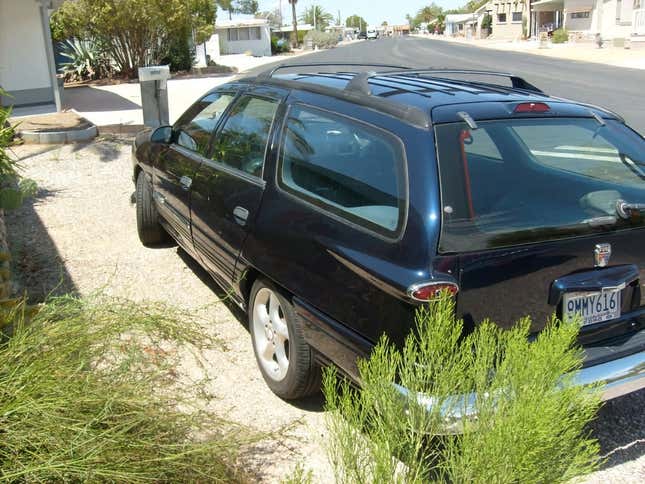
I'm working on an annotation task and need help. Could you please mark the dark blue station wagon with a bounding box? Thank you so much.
[133,64,645,410]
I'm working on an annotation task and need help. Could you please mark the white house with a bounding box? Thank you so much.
[215,18,272,57]
[0,0,61,110]
[445,13,480,37]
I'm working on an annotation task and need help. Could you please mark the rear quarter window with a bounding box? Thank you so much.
[278,104,408,238]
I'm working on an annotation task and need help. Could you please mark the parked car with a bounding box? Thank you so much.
[132,64,645,418]
[357,31,367,40]
[367,29,379,40]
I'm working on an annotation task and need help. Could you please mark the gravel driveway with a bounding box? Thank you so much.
[6,139,645,482]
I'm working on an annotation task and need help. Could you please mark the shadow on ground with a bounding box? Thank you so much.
[64,86,141,112]
[5,186,77,302]
[592,388,645,469]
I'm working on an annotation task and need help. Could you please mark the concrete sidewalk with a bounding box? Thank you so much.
[414,35,645,70]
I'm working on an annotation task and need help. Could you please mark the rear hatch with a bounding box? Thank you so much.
[433,104,645,358]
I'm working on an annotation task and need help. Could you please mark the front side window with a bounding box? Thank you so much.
[279,105,407,236]
[512,12,522,22]
[435,118,645,252]
[211,95,278,177]
[175,92,235,156]
[498,13,507,23]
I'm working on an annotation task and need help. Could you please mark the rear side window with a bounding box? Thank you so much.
[211,95,279,177]
[278,105,407,236]
[175,92,235,156]
[435,118,645,252]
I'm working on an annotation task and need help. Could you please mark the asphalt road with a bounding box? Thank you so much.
[250,36,645,135]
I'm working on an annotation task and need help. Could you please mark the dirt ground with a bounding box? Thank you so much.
[5,139,645,482]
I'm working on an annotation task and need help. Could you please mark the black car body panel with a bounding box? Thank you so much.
[132,67,645,398]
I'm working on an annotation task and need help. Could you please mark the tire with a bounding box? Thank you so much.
[135,171,170,247]
[249,279,321,400]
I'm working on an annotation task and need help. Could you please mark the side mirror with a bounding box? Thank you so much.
[151,125,173,144]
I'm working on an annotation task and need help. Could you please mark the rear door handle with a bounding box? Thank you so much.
[233,206,249,226]
[179,176,192,190]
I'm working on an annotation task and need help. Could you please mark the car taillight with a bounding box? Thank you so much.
[407,282,459,302]
[514,102,550,113]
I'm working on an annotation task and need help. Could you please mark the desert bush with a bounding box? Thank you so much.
[0,295,252,482]
[323,294,601,483]
[0,94,36,210]
[51,0,215,78]
[304,30,339,49]
[552,28,569,44]
[160,27,196,72]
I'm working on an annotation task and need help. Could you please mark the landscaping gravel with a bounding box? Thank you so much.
[6,139,644,482]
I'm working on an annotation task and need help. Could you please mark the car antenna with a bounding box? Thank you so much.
[589,110,606,126]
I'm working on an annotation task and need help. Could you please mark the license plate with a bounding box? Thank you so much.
[563,289,621,326]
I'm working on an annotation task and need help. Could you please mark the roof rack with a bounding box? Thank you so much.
[384,69,544,94]
[257,63,543,95]
[256,62,414,80]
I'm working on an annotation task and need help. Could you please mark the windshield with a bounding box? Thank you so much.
[435,117,645,253]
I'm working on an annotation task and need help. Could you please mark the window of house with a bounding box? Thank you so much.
[512,12,522,22]
[175,92,236,156]
[211,96,279,178]
[228,27,262,42]
[279,105,407,235]
[498,13,507,23]
[571,11,591,19]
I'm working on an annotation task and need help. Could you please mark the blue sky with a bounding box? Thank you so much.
[251,1,465,27]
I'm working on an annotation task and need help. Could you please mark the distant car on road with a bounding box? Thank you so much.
[357,31,367,40]
[132,63,645,420]
[367,29,378,40]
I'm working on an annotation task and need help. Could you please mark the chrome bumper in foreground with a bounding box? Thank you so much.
[395,349,645,433]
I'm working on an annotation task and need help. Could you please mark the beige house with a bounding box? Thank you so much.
[0,0,61,110]
[490,1,528,39]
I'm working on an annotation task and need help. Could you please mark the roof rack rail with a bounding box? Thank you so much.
[257,62,413,80]
[384,69,544,93]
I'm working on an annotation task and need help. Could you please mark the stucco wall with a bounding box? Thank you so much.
[0,0,54,106]
[491,1,526,39]
[216,25,271,57]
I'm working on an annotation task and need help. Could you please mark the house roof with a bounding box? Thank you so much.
[216,18,269,29]
[445,13,479,24]
[273,24,315,33]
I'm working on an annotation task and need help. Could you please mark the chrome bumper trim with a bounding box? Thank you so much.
[394,349,645,434]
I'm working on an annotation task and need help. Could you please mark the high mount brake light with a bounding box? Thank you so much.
[407,282,459,302]
[514,102,550,113]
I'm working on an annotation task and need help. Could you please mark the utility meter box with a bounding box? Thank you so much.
[138,66,171,128]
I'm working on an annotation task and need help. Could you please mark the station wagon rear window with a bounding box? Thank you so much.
[435,118,645,252]
[278,105,407,237]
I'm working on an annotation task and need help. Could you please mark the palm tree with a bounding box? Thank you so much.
[300,5,334,31]
[288,0,298,47]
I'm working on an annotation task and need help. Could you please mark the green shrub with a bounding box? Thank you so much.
[271,35,291,55]
[552,28,569,44]
[0,94,36,210]
[303,30,339,49]
[323,294,601,483]
[161,29,195,72]
[0,295,252,481]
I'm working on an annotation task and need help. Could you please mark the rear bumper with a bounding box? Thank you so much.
[295,297,645,431]
[395,344,645,433]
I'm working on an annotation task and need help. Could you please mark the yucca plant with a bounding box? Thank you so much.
[323,294,602,483]
[59,39,110,82]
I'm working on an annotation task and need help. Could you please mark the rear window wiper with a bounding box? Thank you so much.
[616,199,645,219]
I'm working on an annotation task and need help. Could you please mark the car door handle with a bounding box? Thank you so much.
[179,176,192,191]
[233,206,249,226]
